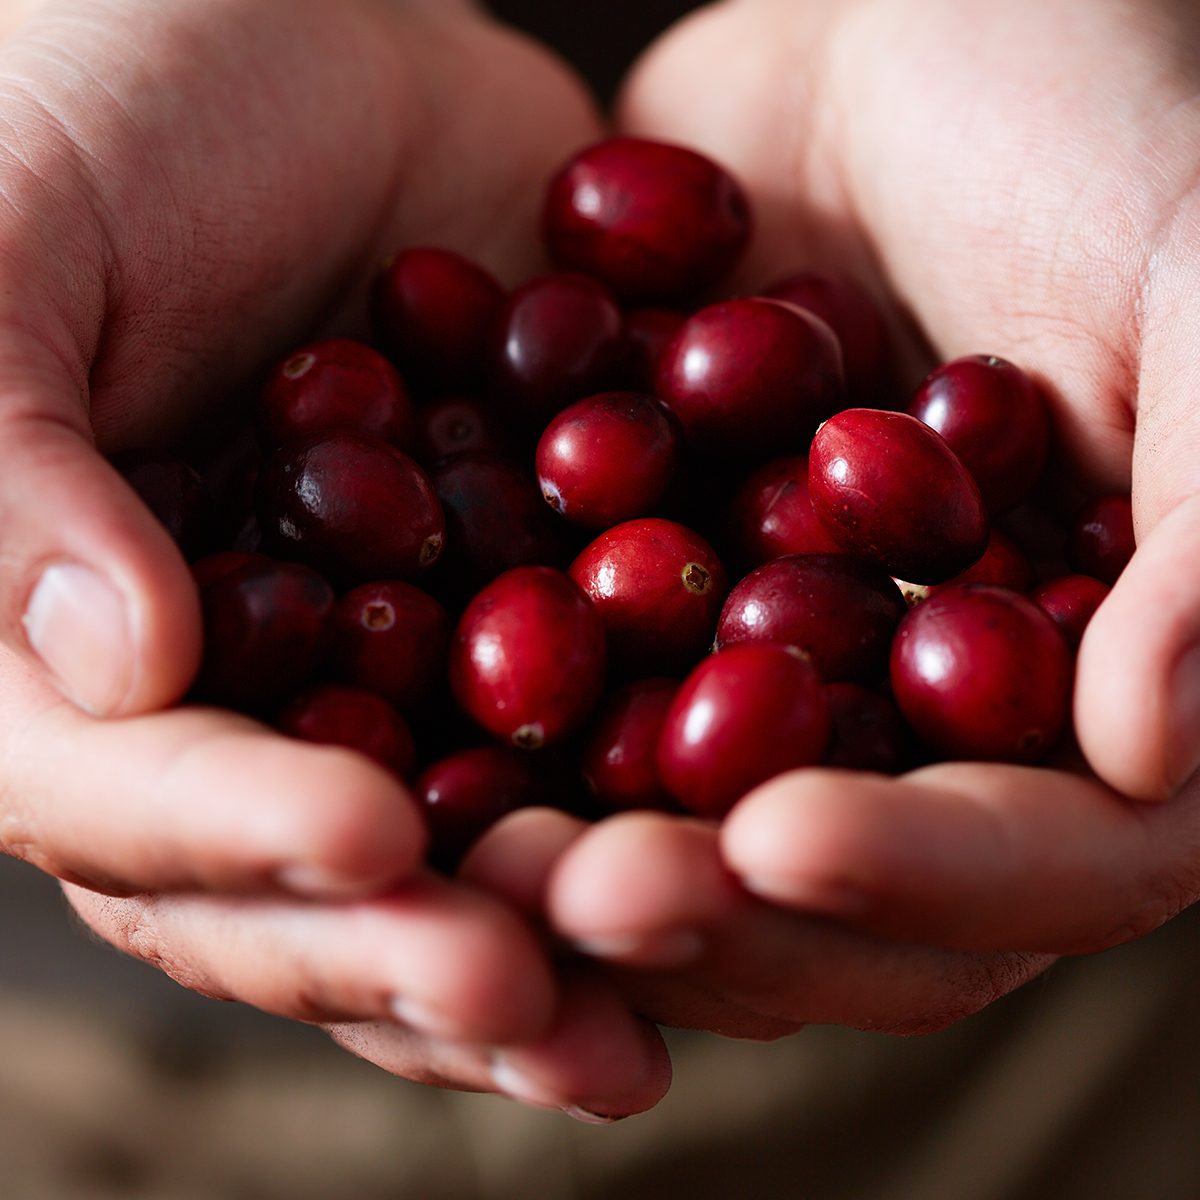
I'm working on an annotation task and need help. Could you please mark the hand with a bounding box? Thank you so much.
[532,0,1200,1034]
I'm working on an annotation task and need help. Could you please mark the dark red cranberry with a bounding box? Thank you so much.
[450,567,606,749]
[824,683,912,774]
[542,137,752,301]
[890,584,1072,763]
[190,550,263,590]
[325,581,450,714]
[729,455,844,568]
[486,273,624,424]
[715,554,907,684]
[581,679,678,813]
[277,684,416,779]
[764,270,892,404]
[621,308,686,391]
[1031,574,1110,650]
[431,452,568,597]
[569,518,728,672]
[657,643,831,818]
[656,298,843,458]
[257,338,415,450]
[908,355,1048,514]
[415,396,508,464]
[370,247,504,392]
[194,559,334,711]
[417,746,540,862]
[257,432,444,583]
[808,409,989,583]
[536,392,681,528]
[1066,494,1135,583]
[897,529,1033,604]
[118,453,212,557]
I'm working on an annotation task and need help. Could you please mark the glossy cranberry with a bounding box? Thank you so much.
[657,643,830,818]
[581,678,678,813]
[536,392,681,528]
[655,298,843,458]
[729,455,844,569]
[119,453,212,556]
[431,452,568,597]
[1066,494,1135,583]
[417,746,539,862]
[809,409,989,583]
[194,559,334,711]
[486,273,624,424]
[257,432,444,583]
[370,247,504,392]
[908,355,1048,514]
[450,566,606,749]
[277,684,416,779]
[1031,574,1110,650]
[890,584,1072,763]
[542,137,751,301]
[325,581,450,713]
[569,518,728,672]
[896,529,1033,605]
[621,308,686,391]
[824,683,912,774]
[415,396,508,464]
[257,338,415,450]
[764,270,892,404]
[716,554,907,684]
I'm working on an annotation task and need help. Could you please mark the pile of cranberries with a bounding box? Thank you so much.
[122,136,1136,864]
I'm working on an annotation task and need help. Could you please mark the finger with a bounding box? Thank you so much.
[722,764,1200,954]
[65,873,556,1046]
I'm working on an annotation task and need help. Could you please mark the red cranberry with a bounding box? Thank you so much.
[450,567,606,750]
[729,455,844,568]
[536,392,681,528]
[907,355,1048,514]
[415,396,508,464]
[194,559,334,711]
[277,684,416,779]
[1031,574,1110,649]
[715,554,907,684]
[890,584,1072,763]
[370,247,504,392]
[621,308,686,391]
[896,528,1033,605]
[569,518,728,672]
[656,297,843,458]
[257,432,444,583]
[257,338,415,450]
[325,581,450,714]
[542,137,751,301]
[656,643,831,818]
[190,550,263,590]
[764,270,892,404]
[824,682,912,774]
[486,272,624,424]
[808,409,988,583]
[118,453,212,557]
[581,679,678,813]
[1066,494,1135,583]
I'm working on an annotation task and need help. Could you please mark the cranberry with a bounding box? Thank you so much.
[824,682,912,774]
[581,678,678,813]
[450,566,606,749]
[890,584,1072,763]
[715,554,907,684]
[907,355,1048,514]
[569,518,728,672]
[536,392,681,528]
[194,558,334,711]
[729,455,845,569]
[190,550,263,590]
[656,297,843,458]
[257,338,415,450]
[896,529,1032,605]
[257,432,444,583]
[486,272,624,425]
[277,684,416,779]
[1031,574,1110,649]
[415,396,508,464]
[118,453,212,557]
[370,247,504,392]
[809,409,988,583]
[542,136,751,301]
[325,581,450,714]
[764,270,892,404]
[621,307,686,391]
[657,643,830,818]
[1066,494,1135,583]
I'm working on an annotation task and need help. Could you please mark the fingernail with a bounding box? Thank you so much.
[1169,642,1200,791]
[389,995,468,1041]
[488,1053,561,1109]
[22,563,132,715]
[561,1106,622,1125]
[572,928,704,968]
